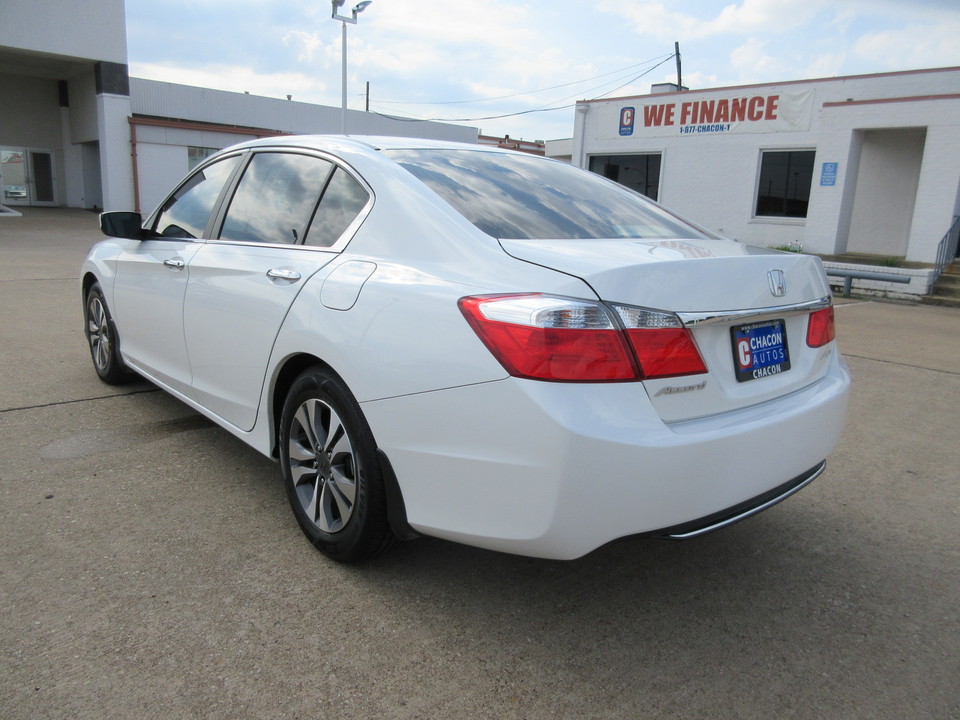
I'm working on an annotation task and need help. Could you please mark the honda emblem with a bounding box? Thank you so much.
[768,269,786,297]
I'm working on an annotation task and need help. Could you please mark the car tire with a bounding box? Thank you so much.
[84,282,136,385]
[279,367,396,562]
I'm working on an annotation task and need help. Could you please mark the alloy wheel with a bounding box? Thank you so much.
[287,398,358,534]
[87,296,111,373]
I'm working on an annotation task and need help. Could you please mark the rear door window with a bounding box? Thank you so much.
[219,152,334,245]
[305,167,370,247]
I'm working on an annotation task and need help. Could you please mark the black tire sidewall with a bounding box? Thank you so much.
[279,367,390,562]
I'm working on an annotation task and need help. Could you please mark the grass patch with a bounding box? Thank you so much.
[875,256,902,267]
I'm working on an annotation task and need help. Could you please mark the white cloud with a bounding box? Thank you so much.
[709,0,826,34]
[368,1,539,55]
[681,70,720,90]
[599,1,709,39]
[130,62,329,102]
[729,38,786,82]
[283,30,324,64]
[802,52,848,80]
[854,20,960,70]
[601,0,827,40]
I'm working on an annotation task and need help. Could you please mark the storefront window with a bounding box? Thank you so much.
[755,150,815,218]
[588,154,661,201]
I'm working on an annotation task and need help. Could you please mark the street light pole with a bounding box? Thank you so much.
[340,18,347,133]
[331,0,372,135]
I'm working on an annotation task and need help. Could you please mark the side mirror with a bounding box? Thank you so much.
[100,211,145,240]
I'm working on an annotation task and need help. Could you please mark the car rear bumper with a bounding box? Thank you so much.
[363,352,850,559]
[651,460,825,539]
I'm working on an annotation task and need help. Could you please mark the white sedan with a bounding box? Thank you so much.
[83,135,849,562]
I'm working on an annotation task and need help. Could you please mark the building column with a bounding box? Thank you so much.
[906,125,960,263]
[60,101,84,207]
[94,62,134,211]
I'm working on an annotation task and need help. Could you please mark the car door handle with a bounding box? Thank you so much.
[266,268,302,282]
[163,258,185,270]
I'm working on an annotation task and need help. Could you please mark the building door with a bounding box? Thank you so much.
[1,149,28,206]
[28,150,56,206]
[1,147,57,206]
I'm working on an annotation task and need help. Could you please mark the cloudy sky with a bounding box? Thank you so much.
[125,0,960,141]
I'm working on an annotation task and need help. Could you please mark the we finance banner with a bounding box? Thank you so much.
[597,89,815,139]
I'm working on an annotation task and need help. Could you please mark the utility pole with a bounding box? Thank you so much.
[365,81,370,112]
[675,41,683,90]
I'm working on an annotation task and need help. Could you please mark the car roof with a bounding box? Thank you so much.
[224,134,517,157]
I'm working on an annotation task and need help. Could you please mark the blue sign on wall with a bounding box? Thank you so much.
[820,162,838,186]
[619,107,635,136]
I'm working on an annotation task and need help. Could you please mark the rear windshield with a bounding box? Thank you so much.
[384,148,706,241]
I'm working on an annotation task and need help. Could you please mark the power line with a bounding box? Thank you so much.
[374,54,675,106]
[371,54,676,124]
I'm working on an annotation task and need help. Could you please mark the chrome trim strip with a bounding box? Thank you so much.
[677,296,831,328]
[662,461,826,540]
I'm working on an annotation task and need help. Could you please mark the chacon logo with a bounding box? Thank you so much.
[768,269,786,297]
[619,107,635,136]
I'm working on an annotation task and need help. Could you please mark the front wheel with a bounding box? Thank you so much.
[279,367,395,562]
[84,282,135,385]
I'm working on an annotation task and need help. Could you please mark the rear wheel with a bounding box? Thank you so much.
[84,282,135,385]
[279,367,395,562]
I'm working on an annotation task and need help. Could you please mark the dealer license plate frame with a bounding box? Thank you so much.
[731,319,791,383]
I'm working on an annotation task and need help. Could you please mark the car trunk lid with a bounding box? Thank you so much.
[499,237,836,422]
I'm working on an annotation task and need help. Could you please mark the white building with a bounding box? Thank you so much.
[0,0,134,211]
[0,0,477,215]
[570,68,960,268]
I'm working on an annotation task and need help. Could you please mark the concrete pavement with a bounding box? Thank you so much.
[1,208,958,719]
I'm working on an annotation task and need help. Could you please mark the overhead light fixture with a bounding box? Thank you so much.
[331,0,371,23]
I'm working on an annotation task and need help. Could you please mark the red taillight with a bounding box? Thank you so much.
[625,328,708,379]
[806,306,836,348]
[459,294,707,382]
[459,295,637,381]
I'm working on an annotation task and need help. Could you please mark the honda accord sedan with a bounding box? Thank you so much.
[82,135,850,562]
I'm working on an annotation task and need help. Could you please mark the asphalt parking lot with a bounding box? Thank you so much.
[1,207,958,720]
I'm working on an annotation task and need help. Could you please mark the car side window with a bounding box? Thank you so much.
[219,152,333,245]
[305,168,370,248]
[153,155,242,239]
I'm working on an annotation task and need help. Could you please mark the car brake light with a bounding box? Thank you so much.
[458,294,637,381]
[806,306,835,348]
[612,305,708,379]
[459,294,707,382]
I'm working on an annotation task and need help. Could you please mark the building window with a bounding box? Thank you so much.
[755,150,815,218]
[188,146,219,171]
[588,154,661,201]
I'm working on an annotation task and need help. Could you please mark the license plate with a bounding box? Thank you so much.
[731,319,790,382]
